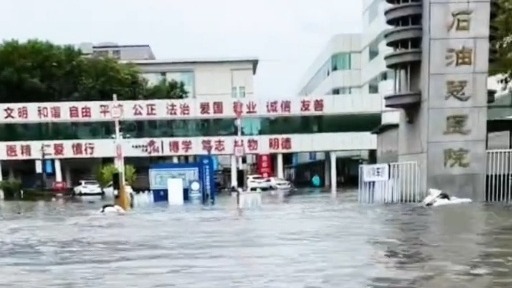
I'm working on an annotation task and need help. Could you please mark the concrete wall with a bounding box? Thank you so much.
[377,127,398,163]
[398,0,492,200]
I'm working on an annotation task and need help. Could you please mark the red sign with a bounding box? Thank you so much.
[257,154,273,178]
[5,142,95,159]
[300,99,324,112]
[167,140,194,154]
[268,137,292,151]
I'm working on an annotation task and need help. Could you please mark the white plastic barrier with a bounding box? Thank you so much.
[131,191,154,208]
[238,192,262,209]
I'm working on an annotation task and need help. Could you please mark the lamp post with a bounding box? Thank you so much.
[112,94,129,210]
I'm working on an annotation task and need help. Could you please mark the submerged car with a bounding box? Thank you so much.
[73,180,103,196]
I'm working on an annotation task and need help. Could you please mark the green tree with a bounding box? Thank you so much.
[143,78,188,99]
[0,39,146,103]
[96,163,137,187]
[490,0,511,84]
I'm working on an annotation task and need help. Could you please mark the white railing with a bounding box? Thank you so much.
[486,149,512,203]
[358,161,422,204]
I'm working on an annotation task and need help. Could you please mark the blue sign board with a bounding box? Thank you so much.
[198,156,216,204]
[149,160,216,205]
[149,163,200,203]
[44,159,54,175]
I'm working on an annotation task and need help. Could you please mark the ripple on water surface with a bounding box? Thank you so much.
[0,193,512,287]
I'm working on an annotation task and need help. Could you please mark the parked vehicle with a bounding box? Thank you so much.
[246,174,271,189]
[266,177,293,190]
[73,180,103,196]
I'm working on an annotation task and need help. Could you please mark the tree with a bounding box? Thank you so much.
[490,0,512,85]
[96,163,137,187]
[144,79,188,99]
[0,39,160,103]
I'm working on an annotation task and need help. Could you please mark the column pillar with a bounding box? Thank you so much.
[8,166,14,181]
[0,161,3,199]
[276,153,284,179]
[324,152,330,188]
[172,156,179,163]
[54,159,63,182]
[64,165,71,187]
[231,155,237,188]
[330,152,337,194]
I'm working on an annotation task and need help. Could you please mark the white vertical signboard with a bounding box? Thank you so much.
[362,164,389,182]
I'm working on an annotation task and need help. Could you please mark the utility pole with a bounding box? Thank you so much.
[40,144,47,191]
[112,94,129,210]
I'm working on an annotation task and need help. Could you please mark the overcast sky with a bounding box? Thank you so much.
[0,0,362,98]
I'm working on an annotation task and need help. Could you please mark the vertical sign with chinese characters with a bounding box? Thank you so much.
[257,154,273,178]
[427,0,491,199]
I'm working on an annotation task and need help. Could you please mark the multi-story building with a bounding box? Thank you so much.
[76,42,156,60]
[294,0,397,187]
[0,41,378,192]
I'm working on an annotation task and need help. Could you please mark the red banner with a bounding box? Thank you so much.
[257,154,273,178]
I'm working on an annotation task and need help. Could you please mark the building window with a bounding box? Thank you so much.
[368,40,379,61]
[232,86,246,98]
[112,49,121,59]
[299,52,353,96]
[368,76,379,94]
[332,87,352,95]
[367,0,381,24]
[165,71,195,97]
[92,50,108,58]
[141,71,195,98]
[331,53,351,71]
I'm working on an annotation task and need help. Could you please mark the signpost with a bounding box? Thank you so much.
[112,94,129,210]
[234,101,244,187]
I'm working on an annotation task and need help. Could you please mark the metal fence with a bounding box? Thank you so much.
[358,161,422,204]
[486,149,512,203]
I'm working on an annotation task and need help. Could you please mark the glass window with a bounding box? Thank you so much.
[331,53,351,71]
[112,50,121,59]
[0,114,382,141]
[332,87,352,95]
[165,71,195,97]
[92,50,108,58]
[300,52,353,95]
[367,0,381,24]
[368,41,379,61]
[231,86,246,98]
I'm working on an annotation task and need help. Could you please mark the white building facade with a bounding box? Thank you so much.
[1,51,378,190]
[294,0,400,180]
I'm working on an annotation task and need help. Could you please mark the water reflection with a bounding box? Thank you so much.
[0,193,512,287]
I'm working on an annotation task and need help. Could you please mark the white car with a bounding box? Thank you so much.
[246,174,271,190]
[266,177,292,190]
[103,181,133,198]
[73,180,103,196]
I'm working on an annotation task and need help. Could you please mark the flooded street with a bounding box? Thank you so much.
[1,191,512,287]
